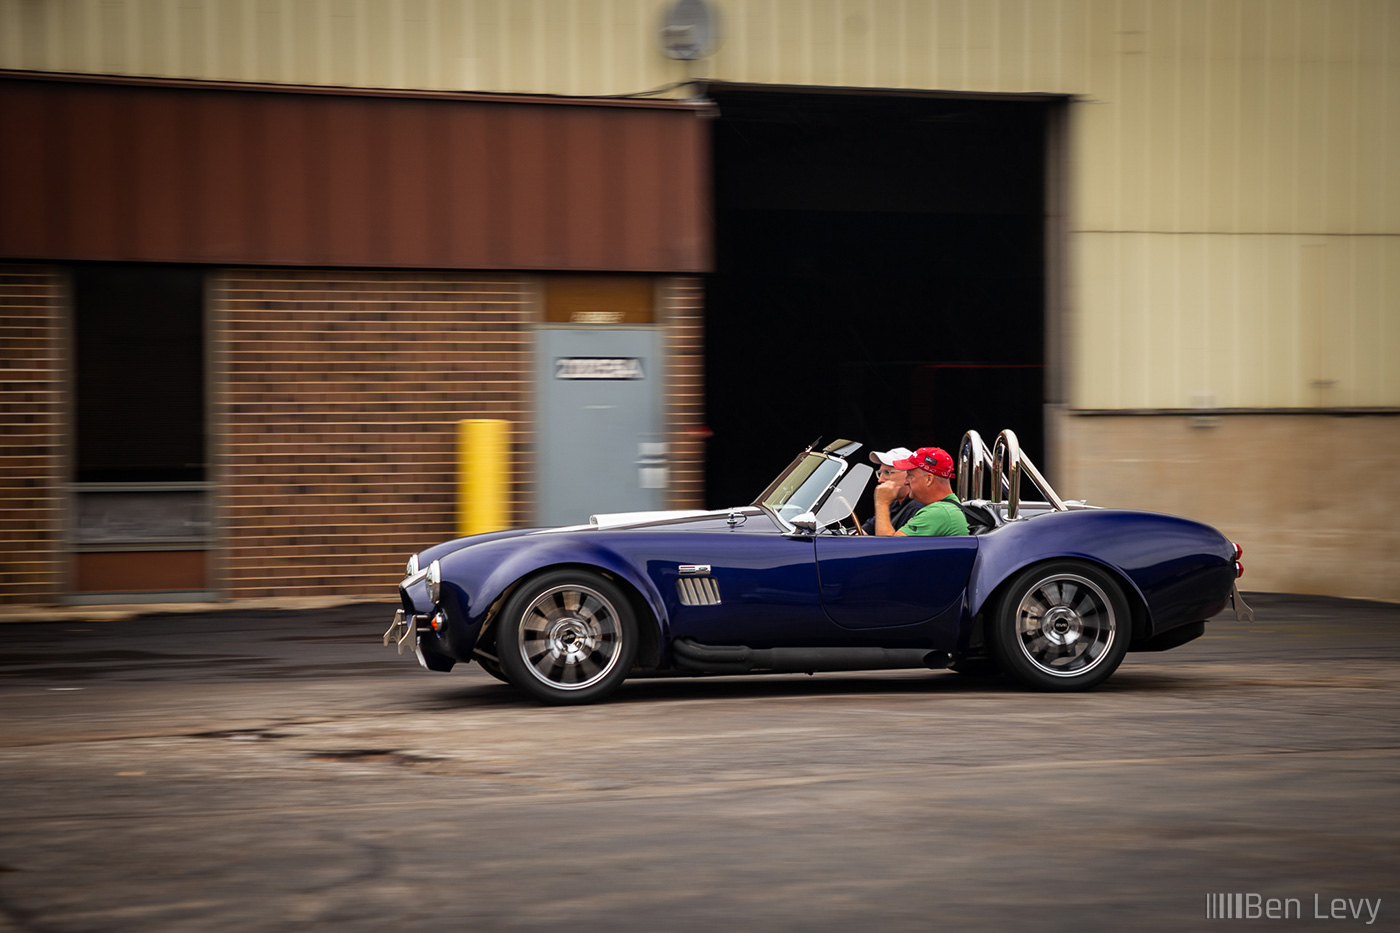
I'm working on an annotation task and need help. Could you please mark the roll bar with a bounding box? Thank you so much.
[957,429,1067,520]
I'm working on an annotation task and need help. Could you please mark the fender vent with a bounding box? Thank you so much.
[676,576,721,606]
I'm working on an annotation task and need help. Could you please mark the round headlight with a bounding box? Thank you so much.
[405,553,419,577]
[427,559,442,604]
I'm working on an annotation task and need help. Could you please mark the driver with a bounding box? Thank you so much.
[857,447,924,535]
[872,447,969,537]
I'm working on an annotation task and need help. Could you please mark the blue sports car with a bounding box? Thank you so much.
[384,430,1252,704]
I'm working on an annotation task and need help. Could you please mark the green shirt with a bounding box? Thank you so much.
[900,494,970,537]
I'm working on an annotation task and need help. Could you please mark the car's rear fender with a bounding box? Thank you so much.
[963,555,1153,658]
[965,509,1233,641]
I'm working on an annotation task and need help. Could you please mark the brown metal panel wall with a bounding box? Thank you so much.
[618,111,665,271]
[262,94,310,264]
[383,101,436,268]
[502,105,554,270]
[132,92,185,260]
[64,88,124,259]
[0,85,54,256]
[0,74,711,274]
[561,108,609,271]
[199,93,251,262]
[320,98,374,266]
[440,102,495,268]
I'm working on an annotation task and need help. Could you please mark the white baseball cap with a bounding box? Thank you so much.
[869,447,915,468]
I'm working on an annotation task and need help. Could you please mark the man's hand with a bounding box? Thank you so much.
[872,480,903,536]
[873,480,901,508]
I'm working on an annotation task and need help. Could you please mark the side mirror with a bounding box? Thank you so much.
[788,511,819,536]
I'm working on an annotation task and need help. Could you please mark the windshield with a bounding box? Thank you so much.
[754,452,848,522]
[815,463,872,527]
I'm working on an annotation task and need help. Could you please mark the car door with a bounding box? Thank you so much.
[639,531,833,647]
[813,534,978,629]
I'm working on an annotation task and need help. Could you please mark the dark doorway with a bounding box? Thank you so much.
[704,86,1058,508]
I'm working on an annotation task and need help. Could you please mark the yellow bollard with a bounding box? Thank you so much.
[458,419,507,537]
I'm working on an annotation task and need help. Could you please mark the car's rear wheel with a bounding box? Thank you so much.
[988,560,1130,691]
[497,570,637,705]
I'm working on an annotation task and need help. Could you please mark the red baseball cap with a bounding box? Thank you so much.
[893,446,956,478]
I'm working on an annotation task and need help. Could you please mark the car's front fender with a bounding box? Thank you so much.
[431,531,671,660]
[411,527,551,572]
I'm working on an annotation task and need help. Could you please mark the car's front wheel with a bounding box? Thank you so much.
[475,655,512,685]
[988,561,1130,691]
[497,570,637,704]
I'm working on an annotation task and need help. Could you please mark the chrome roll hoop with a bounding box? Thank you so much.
[957,430,990,502]
[958,428,1068,521]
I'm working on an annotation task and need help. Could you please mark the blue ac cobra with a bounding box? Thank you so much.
[384,429,1252,704]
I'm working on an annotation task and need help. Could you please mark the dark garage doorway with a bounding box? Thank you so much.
[704,85,1063,508]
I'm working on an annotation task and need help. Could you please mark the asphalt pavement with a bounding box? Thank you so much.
[0,593,1396,932]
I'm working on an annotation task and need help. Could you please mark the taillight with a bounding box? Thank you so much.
[1233,542,1244,578]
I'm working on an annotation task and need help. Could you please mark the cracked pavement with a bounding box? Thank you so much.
[0,594,1397,931]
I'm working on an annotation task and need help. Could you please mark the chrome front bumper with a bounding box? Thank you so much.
[382,608,432,655]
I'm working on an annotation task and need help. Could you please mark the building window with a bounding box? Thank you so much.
[70,264,211,595]
[73,264,206,483]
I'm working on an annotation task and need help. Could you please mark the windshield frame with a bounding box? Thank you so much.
[752,442,859,530]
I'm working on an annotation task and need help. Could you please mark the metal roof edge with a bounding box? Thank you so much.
[0,68,715,113]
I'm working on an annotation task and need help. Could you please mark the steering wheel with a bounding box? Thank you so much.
[822,513,860,536]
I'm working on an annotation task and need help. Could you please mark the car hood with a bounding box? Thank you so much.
[410,507,769,570]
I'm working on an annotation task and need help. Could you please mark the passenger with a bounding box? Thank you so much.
[857,447,924,535]
[872,446,970,537]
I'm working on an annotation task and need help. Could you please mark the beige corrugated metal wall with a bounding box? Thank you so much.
[4,0,1396,413]
[1,1,1097,96]
[1073,0,1400,410]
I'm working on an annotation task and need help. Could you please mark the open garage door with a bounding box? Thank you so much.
[704,85,1065,508]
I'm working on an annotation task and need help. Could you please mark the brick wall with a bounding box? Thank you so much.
[0,266,65,604]
[213,270,534,599]
[661,277,706,510]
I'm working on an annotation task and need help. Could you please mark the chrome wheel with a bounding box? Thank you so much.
[516,583,624,692]
[1012,572,1117,677]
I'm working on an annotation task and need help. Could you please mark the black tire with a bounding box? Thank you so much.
[987,560,1131,692]
[475,655,512,685]
[497,570,637,705]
